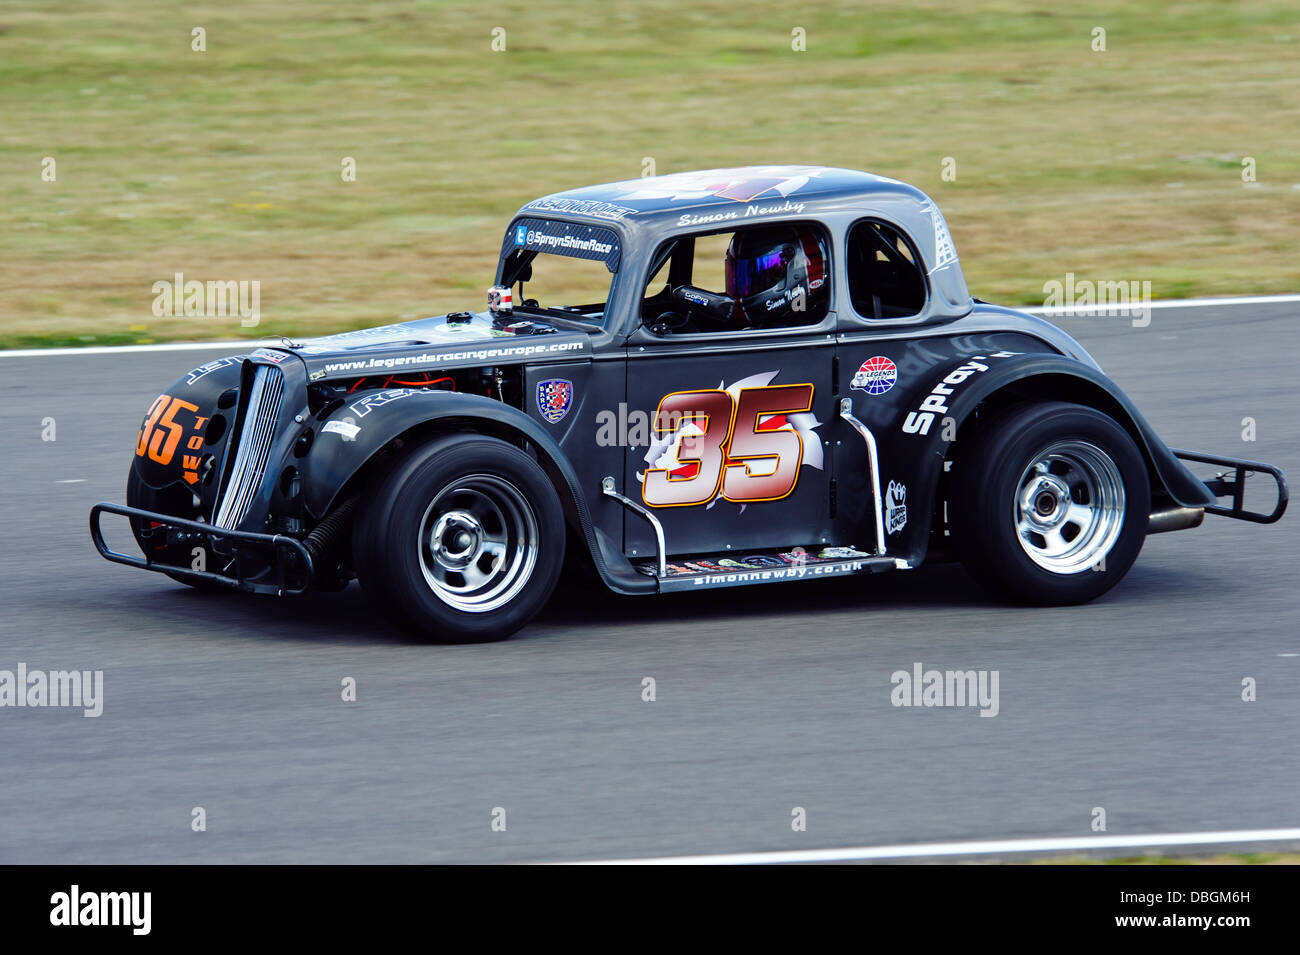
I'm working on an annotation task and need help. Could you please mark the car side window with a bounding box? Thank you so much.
[641,222,831,335]
[846,220,927,320]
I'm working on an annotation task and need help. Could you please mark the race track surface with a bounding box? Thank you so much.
[1,302,1296,863]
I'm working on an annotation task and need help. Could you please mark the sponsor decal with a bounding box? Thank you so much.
[690,560,866,585]
[525,197,636,221]
[504,217,622,270]
[351,389,417,417]
[322,418,360,441]
[518,228,614,256]
[886,480,908,535]
[251,348,288,363]
[135,394,208,485]
[901,351,1018,436]
[536,379,573,424]
[185,356,242,386]
[819,546,870,559]
[320,339,586,375]
[851,356,897,395]
[683,560,727,573]
[638,371,822,510]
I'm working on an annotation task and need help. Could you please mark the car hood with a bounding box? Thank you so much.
[273,311,593,381]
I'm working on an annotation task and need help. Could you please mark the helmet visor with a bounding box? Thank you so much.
[727,247,789,298]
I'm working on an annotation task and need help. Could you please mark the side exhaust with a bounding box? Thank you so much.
[1147,505,1204,535]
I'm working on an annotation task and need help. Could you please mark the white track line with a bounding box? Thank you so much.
[563,827,1300,865]
[1,294,1298,359]
[0,340,254,358]
[1031,293,1300,315]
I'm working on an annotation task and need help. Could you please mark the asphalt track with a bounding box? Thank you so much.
[0,301,1296,864]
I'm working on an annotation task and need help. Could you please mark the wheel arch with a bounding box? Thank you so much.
[882,354,1215,564]
[298,390,645,593]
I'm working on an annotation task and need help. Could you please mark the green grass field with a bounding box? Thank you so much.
[1,0,1297,347]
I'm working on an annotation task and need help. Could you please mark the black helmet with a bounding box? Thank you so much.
[725,225,827,326]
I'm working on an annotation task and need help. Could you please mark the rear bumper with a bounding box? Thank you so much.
[1169,449,1288,524]
[89,502,314,595]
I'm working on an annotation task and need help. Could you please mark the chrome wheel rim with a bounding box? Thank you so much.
[1013,440,1126,575]
[418,474,538,612]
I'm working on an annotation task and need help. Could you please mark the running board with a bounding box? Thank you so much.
[632,547,909,592]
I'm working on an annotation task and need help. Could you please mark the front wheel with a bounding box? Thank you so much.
[951,401,1150,605]
[352,434,565,642]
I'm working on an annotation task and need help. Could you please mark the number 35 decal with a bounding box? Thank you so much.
[642,381,817,508]
[136,394,208,484]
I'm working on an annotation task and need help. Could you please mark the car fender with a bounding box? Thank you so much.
[298,388,653,594]
[876,351,1216,564]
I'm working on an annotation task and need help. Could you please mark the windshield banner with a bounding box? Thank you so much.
[501,217,621,273]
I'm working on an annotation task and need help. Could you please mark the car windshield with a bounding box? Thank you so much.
[498,218,621,326]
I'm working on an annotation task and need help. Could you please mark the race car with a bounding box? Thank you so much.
[90,165,1288,641]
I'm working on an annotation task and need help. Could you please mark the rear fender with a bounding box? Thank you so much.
[879,352,1216,564]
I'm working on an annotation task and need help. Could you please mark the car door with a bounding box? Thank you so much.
[621,228,837,560]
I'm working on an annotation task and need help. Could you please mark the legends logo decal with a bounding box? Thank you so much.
[537,379,573,424]
[851,356,898,395]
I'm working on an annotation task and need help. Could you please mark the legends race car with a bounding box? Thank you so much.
[91,166,1288,641]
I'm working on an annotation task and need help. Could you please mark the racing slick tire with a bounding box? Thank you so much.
[352,433,565,642]
[951,401,1150,605]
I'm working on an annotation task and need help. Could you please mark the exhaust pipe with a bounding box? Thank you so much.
[1147,505,1204,534]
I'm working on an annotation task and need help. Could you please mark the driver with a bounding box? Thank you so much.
[672,225,828,328]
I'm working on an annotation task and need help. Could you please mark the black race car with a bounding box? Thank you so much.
[91,166,1288,641]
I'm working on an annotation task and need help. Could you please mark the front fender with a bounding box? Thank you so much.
[880,352,1216,564]
[300,389,571,516]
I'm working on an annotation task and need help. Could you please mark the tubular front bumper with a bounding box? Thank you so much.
[1171,449,1289,524]
[89,503,314,596]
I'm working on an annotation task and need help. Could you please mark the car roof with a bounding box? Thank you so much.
[519,165,922,227]
[508,165,974,322]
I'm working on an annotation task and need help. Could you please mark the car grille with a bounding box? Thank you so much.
[214,364,285,530]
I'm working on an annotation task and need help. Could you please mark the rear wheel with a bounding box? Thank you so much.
[352,434,565,642]
[951,401,1150,605]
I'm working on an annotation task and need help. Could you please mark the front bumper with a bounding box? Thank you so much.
[89,502,314,595]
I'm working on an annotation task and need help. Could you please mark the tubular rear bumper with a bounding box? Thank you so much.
[89,503,314,595]
[1170,450,1289,524]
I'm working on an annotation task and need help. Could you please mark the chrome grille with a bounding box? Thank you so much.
[214,365,285,530]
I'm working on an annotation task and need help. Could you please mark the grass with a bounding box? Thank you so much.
[1040,851,1300,864]
[1,0,1297,347]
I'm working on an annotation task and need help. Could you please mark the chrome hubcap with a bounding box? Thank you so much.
[418,475,538,612]
[1013,440,1126,574]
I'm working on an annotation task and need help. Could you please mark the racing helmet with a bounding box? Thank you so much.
[724,225,828,326]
